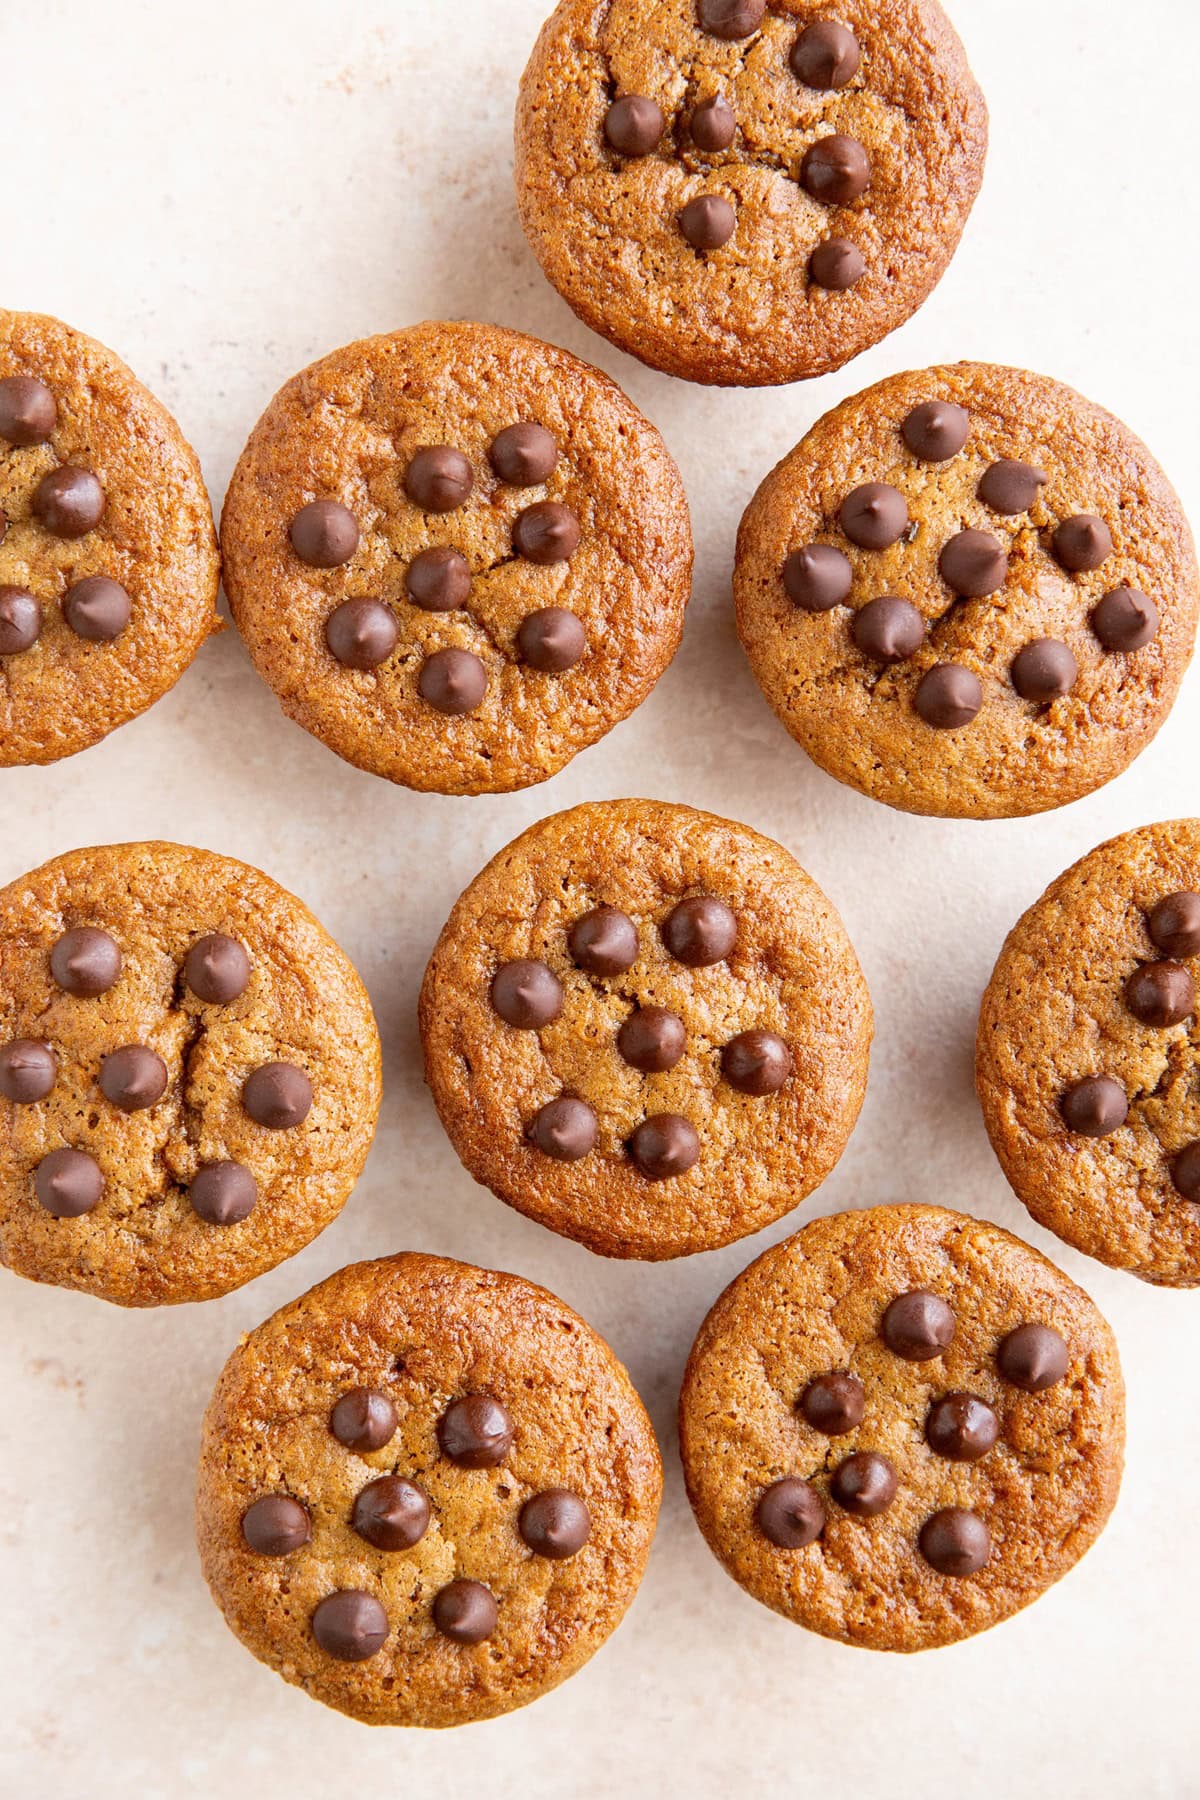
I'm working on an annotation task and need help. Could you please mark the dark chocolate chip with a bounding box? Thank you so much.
[325,598,398,669]
[800,133,871,205]
[0,375,57,445]
[50,926,122,997]
[331,1388,398,1454]
[528,1095,597,1161]
[0,586,41,654]
[405,445,474,513]
[189,1161,258,1225]
[1124,960,1195,1027]
[691,95,737,151]
[939,528,1008,597]
[63,576,131,642]
[433,1580,497,1645]
[517,607,586,672]
[569,906,639,976]
[919,1508,990,1576]
[312,1591,389,1661]
[241,1495,311,1557]
[289,499,359,568]
[720,1029,793,1095]
[242,1061,313,1129]
[808,238,866,289]
[977,460,1046,514]
[799,1371,865,1436]
[925,1392,1000,1462]
[31,466,105,537]
[513,500,581,564]
[830,1451,897,1516]
[662,895,737,966]
[604,95,665,157]
[901,400,969,462]
[852,596,925,662]
[1060,1075,1127,1136]
[490,422,559,487]
[1172,1143,1200,1203]
[490,960,563,1029]
[405,546,472,611]
[755,1477,824,1548]
[914,663,982,729]
[839,482,908,550]
[698,0,765,38]
[1091,586,1158,652]
[679,194,737,250]
[184,933,252,1004]
[438,1394,514,1468]
[783,544,853,610]
[790,19,861,87]
[997,1323,1069,1393]
[99,1045,168,1113]
[618,1007,687,1073]
[882,1290,955,1361]
[34,1147,103,1217]
[418,646,487,714]
[519,1489,592,1559]
[352,1476,431,1551]
[1053,514,1113,573]
[1148,891,1200,959]
[628,1113,700,1180]
[0,1039,55,1104]
[1011,638,1077,702]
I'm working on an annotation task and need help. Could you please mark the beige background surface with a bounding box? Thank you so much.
[2,1,1197,1794]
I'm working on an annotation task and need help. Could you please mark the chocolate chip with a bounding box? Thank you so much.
[490,422,559,487]
[882,1290,955,1361]
[618,1007,687,1073]
[0,586,41,655]
[790,18,862,86]
[1011,638,1077,702]
[799,1371,865,1436]
[438,1394,514,1468]
[242,1061,313,1129]
[490,960,563,1029]
[241,1495,310,1556]
[1060,1075,1127,1136]
[331,1388,398,1453]
[901,401,970,462]
[755,1477,824,1548]
[839,482,908,550]
[0,375,57,445]
[1053,514,1113,573]
[925,1392,1000,1462]
[1172,1143,1200,1203]
[997,1323,1069,1392]
[189,1162,258,1225]
[852,596,925,662]
[528,1095,597,1161]
[679,194,737,250]
[628,1114,700,1180]
[312,1591,389,1661]
[808,238,866,289]
[1124,960,1195,1027]
[31,466,105,537]
[662,895,737,966]
[604,95,665,157]
[185,933,252,1004]
[919,1508,990,1576]
[519,1489,592,1559]
[691,95,737,151]
[352,1476,431,1551]
[289,499,359,568]
[433,1580,497,1645]
[698,0,765,38]
[783,544,853,610]
[569,906,639,976]
[977,460,1046,514]
[1149,892,1200,959]
[63,576,131,642]
[0,1039,55,1103]
[721,1030,793,1095]
[405,546,472,611]
[418,647,487,714]
[34,1147,103,1217]
[99,1045,168,1113]
[325,598,398,669]
[50,927,122,997]
[1092,586,1158,652]
[914,664,982,730]
[800,134,871,205]
[405,445,474,513]
[513,500,581,564]
[517,607,586,672]
[939,529,1008,597]
[830,1451,897,1516]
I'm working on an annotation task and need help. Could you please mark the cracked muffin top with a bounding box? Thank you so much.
[196,1252,662,1727]
[0,842,380,1307]
[679,1205,1124,1650]
[734,362,1200,817]
[419,799,872,1259]
[0,308,220,765]
[515,0,986,386]
[219,321,692,794]
[978,820,1200,1287]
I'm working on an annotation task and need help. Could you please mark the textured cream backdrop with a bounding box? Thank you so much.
[2,1,1196,1794]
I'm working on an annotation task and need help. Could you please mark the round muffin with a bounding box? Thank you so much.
[220,321,692,794]
[978,820,1200,1287]
[679,1205,1124,1651]
[515,0,986,386]
[0,308,220,764]
[0,842,381,1307]
[196,1252,662,1728]
[735,362,1199,817]
[419,800,872,1259]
